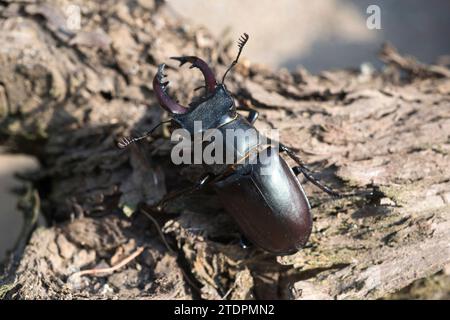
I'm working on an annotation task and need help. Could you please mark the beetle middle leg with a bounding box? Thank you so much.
[292,165,347,197]
[291,165,381,198]
[279,143,379,198]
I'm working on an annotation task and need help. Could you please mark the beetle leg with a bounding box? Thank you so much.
[170,56,217,94]
[237,106,259,124]
[279,143,309,168]
[153,64,188,114]
[292,166,382,199]
[292,166,342,197]
[280,143,381,199]
[150,173,215,212]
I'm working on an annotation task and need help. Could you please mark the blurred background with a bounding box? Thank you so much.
[1,0,450,260]
[167,0,450,72]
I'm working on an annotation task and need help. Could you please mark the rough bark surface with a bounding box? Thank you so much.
[0,0,449,299]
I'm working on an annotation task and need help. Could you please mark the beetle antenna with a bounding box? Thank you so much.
[117,120,172,149]
[221,33,249,84]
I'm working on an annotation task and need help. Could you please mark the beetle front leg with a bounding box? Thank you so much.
[150,172,215,212]
[237,106,259,124]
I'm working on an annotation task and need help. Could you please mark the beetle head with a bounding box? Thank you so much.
[152,33,249,133]
[152,54,221,112]
[153,57,236,134]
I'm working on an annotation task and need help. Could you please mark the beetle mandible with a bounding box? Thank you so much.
[118,33,378,255]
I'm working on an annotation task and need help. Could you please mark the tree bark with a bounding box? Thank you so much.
[0,0,449,299]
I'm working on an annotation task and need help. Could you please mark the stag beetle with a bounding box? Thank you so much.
[118,33,379,255]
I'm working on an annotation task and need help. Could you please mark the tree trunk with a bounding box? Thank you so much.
[0,0,449,299]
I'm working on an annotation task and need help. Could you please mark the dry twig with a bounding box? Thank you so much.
[71,246,144,278]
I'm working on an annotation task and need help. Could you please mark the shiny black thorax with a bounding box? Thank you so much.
[171,85,262,176]
[172,85,236,134]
